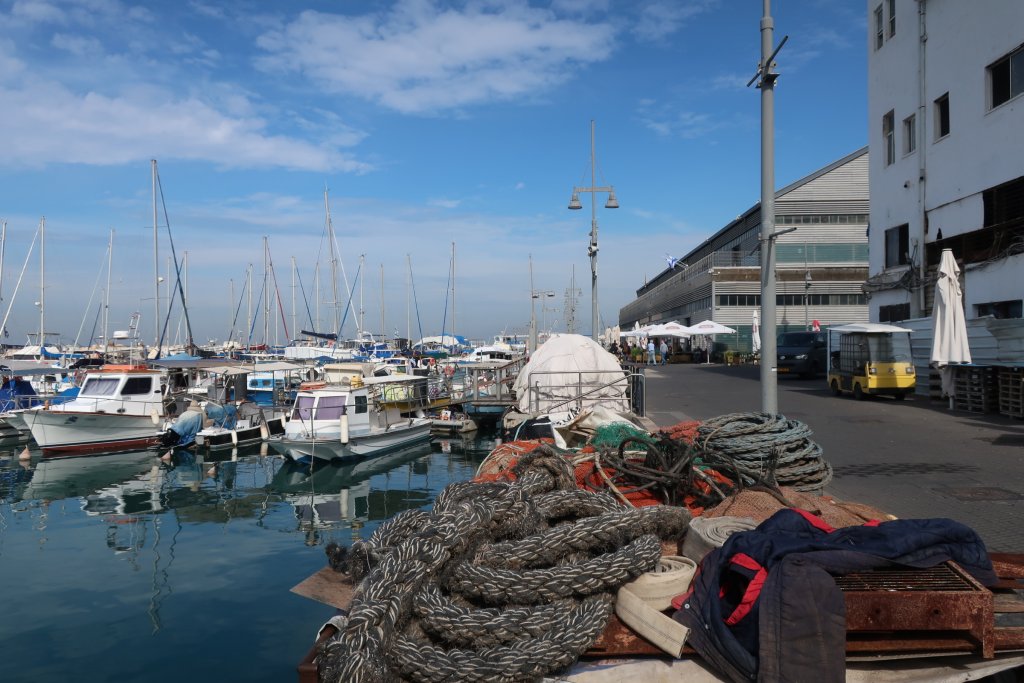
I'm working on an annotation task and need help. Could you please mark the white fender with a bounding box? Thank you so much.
[150,409,161,426]
[339,413,350,445]
[231,430,238,446]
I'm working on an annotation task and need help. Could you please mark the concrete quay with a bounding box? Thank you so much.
[640,362,1024,552]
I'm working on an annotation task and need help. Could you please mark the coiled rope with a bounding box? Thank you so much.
[318,446,691,683]
[694,412,832,491]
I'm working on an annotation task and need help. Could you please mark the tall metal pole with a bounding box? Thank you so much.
[528,254,537,354]
[105,229,113,353]
[589,121,599,343]
[568,120,617,343]
[758,0,779,415]
[152,160,159,346]
[39,217,45,352]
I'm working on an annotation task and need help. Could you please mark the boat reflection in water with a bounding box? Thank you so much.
[0,429,496,683]
[269,441,436,543]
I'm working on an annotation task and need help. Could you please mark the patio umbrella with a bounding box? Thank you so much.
[752,310,761,355]
[931,249,971,404]
[689,320,737,363]
[648,321,692,338]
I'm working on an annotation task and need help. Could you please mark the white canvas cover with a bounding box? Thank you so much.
[513,334,629,413]
[931,249,971,398]
[751,310,761,354]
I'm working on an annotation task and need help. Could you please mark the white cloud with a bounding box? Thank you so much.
[636,100,723,139]
[514,181,525,190]
[428,198,461,209]
[255,1,616,114]
[10,0,66,24]
[0,80,371,172]
[632,0,718,43]
[51,32,103,56]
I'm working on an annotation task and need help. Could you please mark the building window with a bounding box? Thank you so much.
[885,224,909,269]
[882,110,895,165]
[887,0,896,37]
[874,5,884,49]
[902,114,916,155]
[935,93,950,139]
[990,46,1024,109]
[983,175,1024,227]
[879,303,910,323]
[976,300,1023,319]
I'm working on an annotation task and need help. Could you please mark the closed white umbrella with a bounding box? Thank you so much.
[931,249,971,404]
[752,310,761,355]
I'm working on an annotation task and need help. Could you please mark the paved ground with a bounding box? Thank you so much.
[639,361,1024,552]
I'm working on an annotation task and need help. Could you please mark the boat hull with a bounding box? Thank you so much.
[269,420,433,462]
[26,410,164,455]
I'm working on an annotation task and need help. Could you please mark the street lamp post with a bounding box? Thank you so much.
[568,120,618,344]
[528,254,555,353]
[804,270,812,330]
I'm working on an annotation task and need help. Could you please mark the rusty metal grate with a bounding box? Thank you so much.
[836,564,977,592]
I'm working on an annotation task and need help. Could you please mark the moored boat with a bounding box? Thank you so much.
[24,365,172,455]
[269,374,432,462]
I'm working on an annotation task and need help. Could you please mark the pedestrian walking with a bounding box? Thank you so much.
[659,339,669,365]
[647,339,656,365]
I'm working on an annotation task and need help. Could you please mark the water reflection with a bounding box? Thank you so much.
[0,429,499,682]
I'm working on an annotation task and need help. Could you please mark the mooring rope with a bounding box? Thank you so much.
[318,446,690,683]
[695,412,832,491]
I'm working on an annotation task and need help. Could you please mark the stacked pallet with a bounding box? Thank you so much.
[953,366,998,414]
[999,367,1024,419]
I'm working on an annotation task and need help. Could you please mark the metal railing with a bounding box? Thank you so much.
[519,368,645,417]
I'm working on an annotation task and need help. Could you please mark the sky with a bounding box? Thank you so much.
[0,0,867,348]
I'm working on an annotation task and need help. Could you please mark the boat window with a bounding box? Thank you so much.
[315,395,347,420]
[292,395,315,420]
[354,395,368,414]
[122,377,153,395]
[80,377,121,396]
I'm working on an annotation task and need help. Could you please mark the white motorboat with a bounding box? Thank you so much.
[24,365,171,455]
[268,374,433,462]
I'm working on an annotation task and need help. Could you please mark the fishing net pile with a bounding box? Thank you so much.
[317,446,691,682]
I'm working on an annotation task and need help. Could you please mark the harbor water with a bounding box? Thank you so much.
[0,430,499,682]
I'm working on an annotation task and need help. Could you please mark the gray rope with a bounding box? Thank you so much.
[318,446,689,682]
[695,412,832,491]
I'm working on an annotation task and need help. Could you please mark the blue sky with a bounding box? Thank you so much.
[0,0,866,347]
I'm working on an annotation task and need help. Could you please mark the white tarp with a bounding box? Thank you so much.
[931,249,971,398]
[513,334,629,413]
[752,310,761,354]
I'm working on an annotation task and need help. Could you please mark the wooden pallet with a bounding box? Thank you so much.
[998,368,1024,418]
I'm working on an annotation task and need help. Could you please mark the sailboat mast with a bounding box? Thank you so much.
[451,242,456,349]
[263,236,270,346]
[105,229,113,353]
[246,263,253,350]
[359,254,365,337]
[152,159,159,346]
[290,257,296,342]
[379,263,384,342]
[0,221,6,314]
[39,216,45,354]
[324,189,340,336]
[406,254,411,346]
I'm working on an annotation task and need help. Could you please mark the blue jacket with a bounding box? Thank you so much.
[673,508,996,682]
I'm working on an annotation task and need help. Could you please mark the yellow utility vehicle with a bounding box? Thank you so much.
[826,323,916,400]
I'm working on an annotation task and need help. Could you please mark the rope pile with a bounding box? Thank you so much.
[318,446,691,682]
[694,412,832,492]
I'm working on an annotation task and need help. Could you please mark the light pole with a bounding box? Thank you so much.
[527,254,555,353]
[748,0,788,415]
[568,120,618,344]
[804,270,812,330]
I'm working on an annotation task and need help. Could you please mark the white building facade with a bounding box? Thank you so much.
[866,0,1024,328]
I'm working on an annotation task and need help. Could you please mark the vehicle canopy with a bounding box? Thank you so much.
[827,323,913,371]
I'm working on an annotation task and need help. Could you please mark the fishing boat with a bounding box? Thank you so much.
[268,374,432,462]
[23,365,172,455]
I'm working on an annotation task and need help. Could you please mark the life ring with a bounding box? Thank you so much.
[428,357,437,367]
[444,364,456,377]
